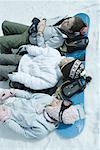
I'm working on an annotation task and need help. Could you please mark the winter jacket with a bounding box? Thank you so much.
[29,15,68,48]
[9,46,64,90]
[0,89,57,139]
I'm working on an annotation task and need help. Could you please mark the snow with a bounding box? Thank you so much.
[0,0,100,150]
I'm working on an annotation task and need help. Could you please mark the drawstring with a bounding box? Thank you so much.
[81,76,92,90]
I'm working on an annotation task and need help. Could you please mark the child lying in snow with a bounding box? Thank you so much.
[0,88,85,139]
[0,45,86,91]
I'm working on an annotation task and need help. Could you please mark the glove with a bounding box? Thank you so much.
[8,72,22,85]
[8,73,15,81]
[37,19,46,33]
[8,72,19,82]
[0,106,11,122]
[0,89,15,101]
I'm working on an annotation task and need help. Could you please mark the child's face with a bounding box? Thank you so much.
[49,98,62,107]
[60,17,75,31]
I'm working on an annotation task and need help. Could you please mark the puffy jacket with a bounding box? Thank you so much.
[29,15,68,48]
[0,88,56,139]
[9,46,64,90]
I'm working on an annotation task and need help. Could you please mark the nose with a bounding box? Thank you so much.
[64,19,69,24]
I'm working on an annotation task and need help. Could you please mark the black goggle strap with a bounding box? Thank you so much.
[59,101,72,122]
[46,112,59,122]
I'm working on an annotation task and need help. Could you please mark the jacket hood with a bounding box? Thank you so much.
[46,15,68,27]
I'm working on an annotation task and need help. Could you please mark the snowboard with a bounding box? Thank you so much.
[56,13,90,138]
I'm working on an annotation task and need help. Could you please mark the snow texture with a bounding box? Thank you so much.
[0,1,100,150]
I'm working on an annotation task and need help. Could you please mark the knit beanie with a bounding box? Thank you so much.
[61,59,85,79]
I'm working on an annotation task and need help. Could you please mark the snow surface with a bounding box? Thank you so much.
[0,1,100,150]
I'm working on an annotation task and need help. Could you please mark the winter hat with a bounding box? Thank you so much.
[71,16,87,32]
[62,104,85,124]
[61,59,85,79]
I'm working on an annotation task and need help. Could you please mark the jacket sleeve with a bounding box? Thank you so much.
[37,33,64,48]
[0,88,33,100]
[23,45,61,58]
[13,89,33,99]
[25,45,47,56]
[5,119,49,139]
[8,72,57,90]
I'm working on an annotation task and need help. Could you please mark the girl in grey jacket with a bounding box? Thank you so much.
[0,88,85,139]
